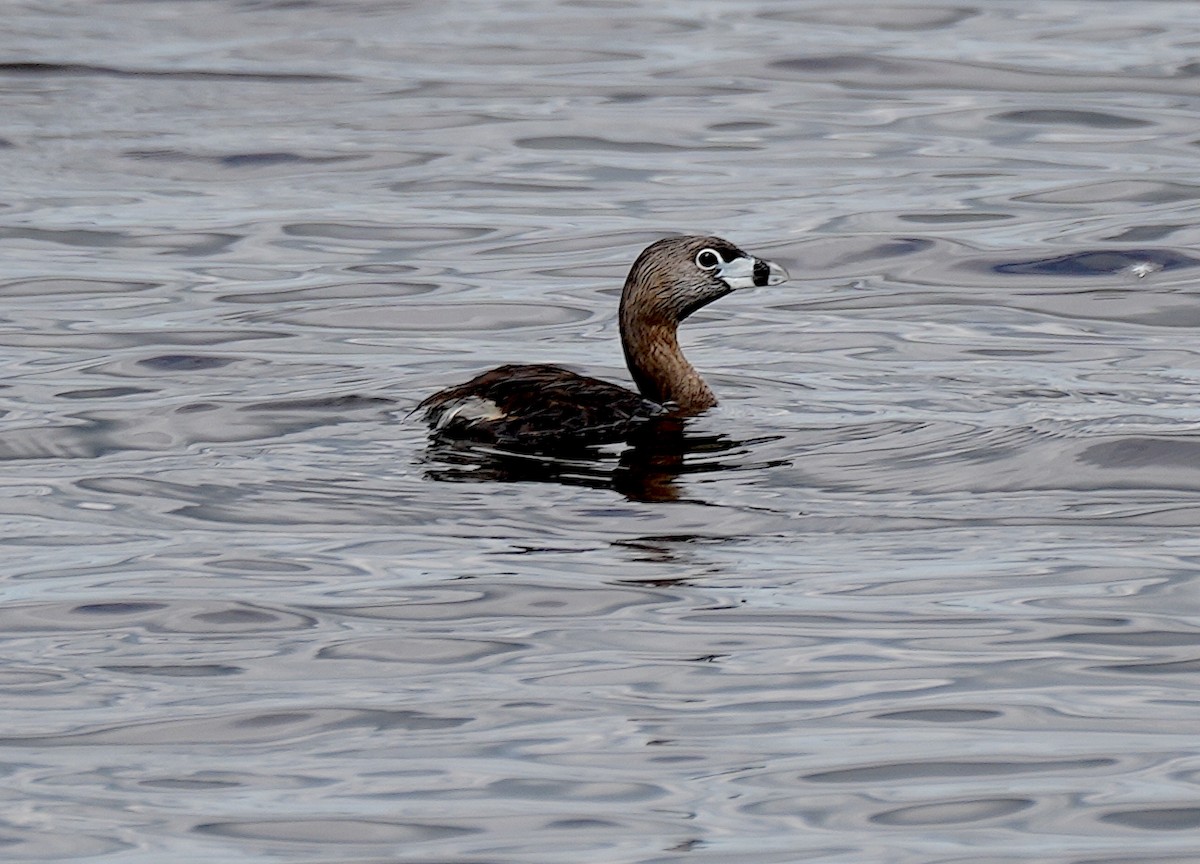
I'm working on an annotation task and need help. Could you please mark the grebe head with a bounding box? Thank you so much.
[621,235,788,324]
[617,235,789,412]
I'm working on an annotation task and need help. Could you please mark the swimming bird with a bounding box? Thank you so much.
[419,235,788,449]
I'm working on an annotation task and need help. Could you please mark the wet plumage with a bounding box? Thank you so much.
[419,235,788,450]
[422,363,662,448]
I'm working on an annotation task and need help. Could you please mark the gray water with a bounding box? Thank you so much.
[3,1,1200,862]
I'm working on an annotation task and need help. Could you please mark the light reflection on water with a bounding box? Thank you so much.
[3,1,1200,861]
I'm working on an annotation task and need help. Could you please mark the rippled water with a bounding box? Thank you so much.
[4,1,1200,861]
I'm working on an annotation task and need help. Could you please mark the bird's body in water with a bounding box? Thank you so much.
[419,235,788,450]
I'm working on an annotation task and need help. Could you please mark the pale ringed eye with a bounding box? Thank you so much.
[695,249,721,270]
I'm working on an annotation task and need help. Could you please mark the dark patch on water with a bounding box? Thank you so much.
[101,664,243,677]
[516,135,760,152]
[0,61,350,82]
[137,355,234,371]
[992,109,1150,128]
[239,395,394,412]
[1101,807,1200,830]
[75,602,168,615]
[992,249,1200,276]
[1080,438,1200,470]
[57,387,156,399]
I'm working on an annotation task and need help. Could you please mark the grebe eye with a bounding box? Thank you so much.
[695,249,721,270]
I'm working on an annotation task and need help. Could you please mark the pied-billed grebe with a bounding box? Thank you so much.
[420,235,788,448]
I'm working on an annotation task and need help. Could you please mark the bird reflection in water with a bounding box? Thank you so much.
[421,416,785,502]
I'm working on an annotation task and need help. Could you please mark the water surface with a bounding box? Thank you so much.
[3,1,1200,862]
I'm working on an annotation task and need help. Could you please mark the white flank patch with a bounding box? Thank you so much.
[435,396,506,429]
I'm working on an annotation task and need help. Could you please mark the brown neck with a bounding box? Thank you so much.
[620,316,717,415]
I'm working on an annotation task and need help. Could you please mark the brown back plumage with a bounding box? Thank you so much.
[420,364,660,448]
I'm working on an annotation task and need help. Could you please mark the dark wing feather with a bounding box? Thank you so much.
[420,364,662,449]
